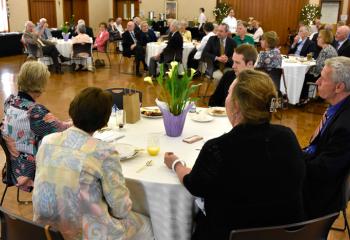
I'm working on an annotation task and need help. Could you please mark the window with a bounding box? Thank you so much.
[0,0,9,32]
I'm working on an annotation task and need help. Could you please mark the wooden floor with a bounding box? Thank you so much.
[0,53,348,240]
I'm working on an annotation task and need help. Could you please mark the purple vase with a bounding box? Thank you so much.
[62,33,70,41]
[157,102,192,137]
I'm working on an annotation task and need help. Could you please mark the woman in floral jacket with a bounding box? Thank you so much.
[1,61,71,191]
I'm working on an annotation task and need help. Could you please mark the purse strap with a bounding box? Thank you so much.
[44,225,53,240]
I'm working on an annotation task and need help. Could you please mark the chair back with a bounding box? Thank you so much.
[72,43,92,58]
[105,88,143,109]
[0,130,14,187]
[230,212,339,240]
[340,167,350,210]
[0,206,64,240]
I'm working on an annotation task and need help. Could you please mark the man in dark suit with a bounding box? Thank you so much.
[148,20,183,78]
[334,25,350,58]
[289,26,316,57]
[122,21,146,77]
[71,19,94,40]
[209,44,257,106]
[202,23,236,80]
[133,16,142,34]
[303,57,350,218]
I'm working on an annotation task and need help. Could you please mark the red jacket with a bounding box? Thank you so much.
[94,30,109,52]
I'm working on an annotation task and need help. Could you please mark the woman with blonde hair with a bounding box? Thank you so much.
[256,31,282,69]
[1,61,71,191]
[164,69,305,240]
[179,20,192,42]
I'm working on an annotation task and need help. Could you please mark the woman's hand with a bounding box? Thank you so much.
[164,152,179,169]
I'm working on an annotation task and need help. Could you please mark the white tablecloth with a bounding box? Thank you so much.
[107,109,232,240]
[145,42,195,67]
[281,60,315,104]
[39,39,93,67]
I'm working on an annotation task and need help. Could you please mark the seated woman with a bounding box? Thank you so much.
[179,20,192,42]
[93,22,109,52]
[139,21,157,47]
[71,24,93,71]
[32,87,153,240]
[164,69,305,240]
[1,61,71,191]
[299,29,338,103]
[256,31,282,70]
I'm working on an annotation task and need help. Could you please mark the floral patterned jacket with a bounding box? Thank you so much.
[33,127,143,240]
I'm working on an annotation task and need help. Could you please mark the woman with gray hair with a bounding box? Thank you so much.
[1,61,72,191]
[179,20,192,42]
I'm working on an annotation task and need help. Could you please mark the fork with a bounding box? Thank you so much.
[136,160,153,173]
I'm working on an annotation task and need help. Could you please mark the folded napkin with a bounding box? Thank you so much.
[93,130,125,142]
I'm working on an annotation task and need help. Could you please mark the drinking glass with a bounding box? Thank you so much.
[307,53,313,61]
[116,110,126,129]
[147,133,160,156]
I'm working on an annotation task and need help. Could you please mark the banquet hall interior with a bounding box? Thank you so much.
[0,0,350,239]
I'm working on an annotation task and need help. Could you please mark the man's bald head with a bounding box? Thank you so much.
[335,25,350,42]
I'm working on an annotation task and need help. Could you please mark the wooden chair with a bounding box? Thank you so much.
[230,212,339,240]
[331,167,350,237]
[0,130,31,206]
[0,206,64,240]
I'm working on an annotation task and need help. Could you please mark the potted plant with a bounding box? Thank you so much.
[144,62,200,137]
[213,2,232,23]
[61,21,70,41]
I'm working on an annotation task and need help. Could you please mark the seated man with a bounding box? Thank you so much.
[289,26,316,57]
[303,57,350,218]
[115,17,124,34]
[209,44,257,106]
[122,21,147,77]
[35,18,52,40]
[72,19,94,40]
[23,21,69,74]
[334,25,350,58]
[148,20,183,78]
[202,23,236,80]
[232,21,255,46]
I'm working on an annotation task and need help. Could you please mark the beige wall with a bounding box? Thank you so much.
[139,0,216,22]
[8,0,29,32]
[88,0,113,33]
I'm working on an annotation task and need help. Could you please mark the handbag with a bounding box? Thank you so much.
[94,59,105,68]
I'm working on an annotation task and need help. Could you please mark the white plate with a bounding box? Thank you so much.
[140,107,163,118]
[191,114,214,122]
[114,143,138,161]
[207,107,227,117]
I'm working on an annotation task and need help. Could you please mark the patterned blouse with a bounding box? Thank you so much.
[256,48,282,70]
[1,92,71,191]
[308,45,338,77]
[33,127,144,240]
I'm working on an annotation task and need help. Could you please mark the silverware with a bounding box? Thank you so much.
[136,160,153,173]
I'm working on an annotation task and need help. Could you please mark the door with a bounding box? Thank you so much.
[28,0,57,27]
[113,0,140,27]
[63,0,89,26]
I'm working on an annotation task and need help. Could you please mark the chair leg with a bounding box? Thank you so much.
[331,209,348,233]
[0,185,9,206]
[16,188,31,205]
[105,52,111,68]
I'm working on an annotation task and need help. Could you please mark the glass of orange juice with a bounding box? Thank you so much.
[147,133,160,156]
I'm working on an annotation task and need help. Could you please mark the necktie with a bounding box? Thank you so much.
[335,41,340,50]
[131,32,136,43]
[309,110,328,143]
[219,39,225,72]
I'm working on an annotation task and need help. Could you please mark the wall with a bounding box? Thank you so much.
[139,0,216,22]
[309,0,348,15]
[7,0,29,32]
[88,0,112,33]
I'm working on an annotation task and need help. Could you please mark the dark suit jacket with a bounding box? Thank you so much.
[335,39,350,58]
[208,70,236,107]
[288,38,316,57]
[139,30,157,47]
[184,123,305,240]
[303,95,350,218]
[160,31,183,63]
[202,36,236,72]
[122,31,138,57]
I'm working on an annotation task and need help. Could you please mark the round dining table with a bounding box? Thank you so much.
[145,41,195,68]
[106,108,232,240]
[280,58,316,105]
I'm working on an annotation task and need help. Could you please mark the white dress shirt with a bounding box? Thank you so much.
[253,27,264,43]
[115,23,124,34]
[222,16,237,33]
[198,12,207,29]
[194,32,215,59]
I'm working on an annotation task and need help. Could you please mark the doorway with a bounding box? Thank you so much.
[63,0,89,26]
